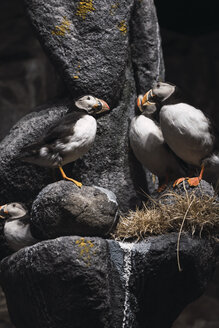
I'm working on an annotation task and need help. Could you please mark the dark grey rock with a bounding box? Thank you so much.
[112,234,217,327]
[0,234,216,328]
[23,0,164,106]
[130,0,165,94]
[130,233,216,328]
[0,236,124,328]
[23,0,133,106]
[30,181,118,240]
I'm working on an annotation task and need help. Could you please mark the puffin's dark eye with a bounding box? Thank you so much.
[157,83,160,88]
[13,204,15,207]
[87,96,90,100]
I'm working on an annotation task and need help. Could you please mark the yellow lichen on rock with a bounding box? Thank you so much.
[117,20,127,35]
[110,2,119,15]
[51,16,71,36]
[76,0,95,20]
[73,63,81,79]
[75,237,95,266]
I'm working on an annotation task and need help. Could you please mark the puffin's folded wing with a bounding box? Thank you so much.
[43,112,85,145]
[164,142,190,176]
[17,112,86,159]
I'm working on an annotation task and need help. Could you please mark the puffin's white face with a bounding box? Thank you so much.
[75,95,110,114]
[0,203,27,220]
[152,82,175,101]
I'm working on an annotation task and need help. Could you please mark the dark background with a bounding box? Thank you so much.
[155,0,219,35]
[154,1,219,327]
[0,0,219,327]
[154,0,219,128]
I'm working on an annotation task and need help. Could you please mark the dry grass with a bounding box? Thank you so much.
[112,189,219,242]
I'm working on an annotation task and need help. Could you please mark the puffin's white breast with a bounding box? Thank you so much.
[130,115,164,150]
[160,103,214,166]
[56,114,97,165]
[4,220,37,251]
[130,115,179,177]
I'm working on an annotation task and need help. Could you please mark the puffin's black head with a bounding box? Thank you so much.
[74,95,110,115]
[0,203,28,221]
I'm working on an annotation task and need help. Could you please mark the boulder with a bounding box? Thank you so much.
[0,237,124,328]
[30,181,118,240]
[0,234,216,328]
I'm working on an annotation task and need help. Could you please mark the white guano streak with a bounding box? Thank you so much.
[119,242,134,328]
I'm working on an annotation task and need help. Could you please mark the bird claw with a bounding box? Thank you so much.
[187,177,201,187]
[173,176,201,188]
[75,181,82,188]
[64,177,82,188]
[157,184,167,193]
[173,177,187,187]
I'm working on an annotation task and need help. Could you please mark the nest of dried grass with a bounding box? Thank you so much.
[112,189,219,242]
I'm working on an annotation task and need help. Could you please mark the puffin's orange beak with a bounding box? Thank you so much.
[94,98,110,114]
[141,89,155,106]
[0,205,8,219]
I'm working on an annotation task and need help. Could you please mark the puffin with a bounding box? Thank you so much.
[141,82,219,187]
[19,96,110,187]
[129,94,186,191]
[0,203,37,251]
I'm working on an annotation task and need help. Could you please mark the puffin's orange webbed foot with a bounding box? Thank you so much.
[173,177,188,187]
[187,164,205,187]
[173,164,205,188]
[64,177,82,188]
[187,177,201,187]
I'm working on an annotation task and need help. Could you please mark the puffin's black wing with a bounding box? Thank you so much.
[163,142,191,176]
[21,111,86,152]
[43,111,85,145]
